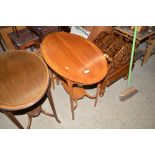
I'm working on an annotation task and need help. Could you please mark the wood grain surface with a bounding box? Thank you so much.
[41,32,108,85]
[0,50,49,111]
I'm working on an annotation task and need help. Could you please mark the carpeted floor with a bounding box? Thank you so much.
[0,53,155,129]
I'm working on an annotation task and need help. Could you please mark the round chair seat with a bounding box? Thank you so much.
[0,50,49,111]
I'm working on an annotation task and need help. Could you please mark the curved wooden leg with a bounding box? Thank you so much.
[47,88,61,123]
[41,108,54,117]
[27,114,32,129]
[86,93,96,99]
[3,111,24,129]
[67,80,75,120]
[73,100,78,110]
[94,83,100,107]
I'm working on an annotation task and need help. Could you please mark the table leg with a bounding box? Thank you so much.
[46,87,61,123]
[94,83,100,107]
[3,110,24,129]
[142,38,155,65]
[99,81,106,97]
[27,115,32,129]
[67,80,75,120]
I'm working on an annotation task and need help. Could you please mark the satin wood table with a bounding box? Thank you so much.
[41,32,108,120]
[0,51,60,129]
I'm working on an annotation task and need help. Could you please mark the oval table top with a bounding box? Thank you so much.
[41,32,108,85]
[0,51,49,111]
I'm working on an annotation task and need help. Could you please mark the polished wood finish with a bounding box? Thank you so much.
[0,50,60,128]
[42,32,107,85]
[41,32,108,119]
[0,51,49,110]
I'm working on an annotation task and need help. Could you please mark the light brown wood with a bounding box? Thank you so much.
[41,32,108,85]
[62,81,96,103]
[0,50,49,111]
[41,32,108,120]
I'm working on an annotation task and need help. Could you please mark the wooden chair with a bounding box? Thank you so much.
[0,32,7,51]
[28,26,61,42]
[93,31,133,97]
[0,51,60,129]
[8,27,40,51]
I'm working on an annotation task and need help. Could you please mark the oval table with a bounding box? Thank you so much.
[0,50,60,128]
[41,32,108,120]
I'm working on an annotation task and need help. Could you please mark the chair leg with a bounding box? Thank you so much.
[3,111,24,129]
[46,88,61,123]
[12,26,19,38]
